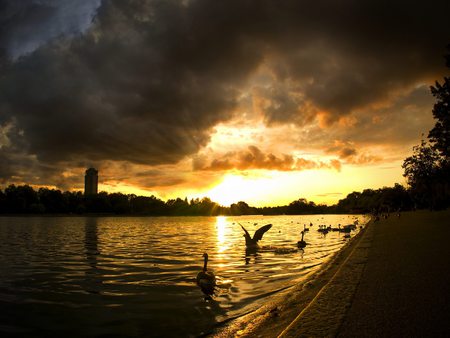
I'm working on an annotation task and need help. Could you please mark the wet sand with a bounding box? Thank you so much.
[212,210,450,337]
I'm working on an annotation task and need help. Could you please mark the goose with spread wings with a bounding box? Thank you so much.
[239,223,272,249]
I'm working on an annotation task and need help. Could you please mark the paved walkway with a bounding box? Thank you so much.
[214,211,450,337]
[337,210,450,337]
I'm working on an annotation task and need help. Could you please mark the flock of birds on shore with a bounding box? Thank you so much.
[196,219,360,296]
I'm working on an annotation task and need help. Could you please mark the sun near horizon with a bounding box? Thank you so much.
[176,162,405,207]
[95,158,407,207]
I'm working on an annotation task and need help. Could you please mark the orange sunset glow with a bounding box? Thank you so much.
[1,2,450,337]
[0,0,447,208]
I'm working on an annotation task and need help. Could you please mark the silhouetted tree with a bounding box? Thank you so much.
[428,45,450,160]
[108,193,131,214]
[85,192,112,213]
[336,191,362,213]
[166,197,190,215]
[64,191,85,214]
[38,188,67,213]
[335,185,412,213]
[402,140,443,208]
[380,184,412,211]
[230,201,257,215]
[286,198,318,214]
[0,190,6,213]
[402,46,450,209]
[4,185,39,213]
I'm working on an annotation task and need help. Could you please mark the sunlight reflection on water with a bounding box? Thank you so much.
[0,214,369,337]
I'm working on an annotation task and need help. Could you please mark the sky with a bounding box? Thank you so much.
[0,0,449,206]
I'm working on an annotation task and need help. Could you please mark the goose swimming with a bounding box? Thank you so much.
[297,230,307,249]
[196,253,216,295]
[317,224,329,234]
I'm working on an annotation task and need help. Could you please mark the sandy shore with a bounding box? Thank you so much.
[211,209,450,337]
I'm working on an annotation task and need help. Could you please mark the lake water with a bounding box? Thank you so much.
[0,215,369,337]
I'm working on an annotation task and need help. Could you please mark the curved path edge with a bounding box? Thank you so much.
[277,220,374,337]
[211,219,375,338]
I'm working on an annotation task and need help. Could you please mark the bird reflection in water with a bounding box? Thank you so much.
[244,249,261,266]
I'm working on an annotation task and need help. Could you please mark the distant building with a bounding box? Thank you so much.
[85,168,98,195]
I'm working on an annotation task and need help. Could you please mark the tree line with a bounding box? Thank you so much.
[0,183,412,216]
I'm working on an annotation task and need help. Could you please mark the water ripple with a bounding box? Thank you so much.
[0,214,369,337]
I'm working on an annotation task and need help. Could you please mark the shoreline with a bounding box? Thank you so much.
[0,212,370,218]
[210,216,374,337]
[211,209,450,337]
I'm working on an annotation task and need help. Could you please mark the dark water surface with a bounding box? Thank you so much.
[0,215,368,337]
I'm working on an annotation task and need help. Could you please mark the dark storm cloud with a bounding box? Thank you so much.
[261,1,450,123]
[0,120,32,182]
[1,0,254,168]
[0,0,101,59]
[1,0,449,187]
[104,165,187,188]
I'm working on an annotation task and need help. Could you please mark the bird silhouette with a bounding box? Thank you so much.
[196,253,216,296]
[297,230,307,249]
[239,223,272,249]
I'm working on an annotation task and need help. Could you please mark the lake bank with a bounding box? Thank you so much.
[212,210,450,337]
[211,214,372,337]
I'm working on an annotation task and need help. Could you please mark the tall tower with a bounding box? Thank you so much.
[84,168,98,195]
